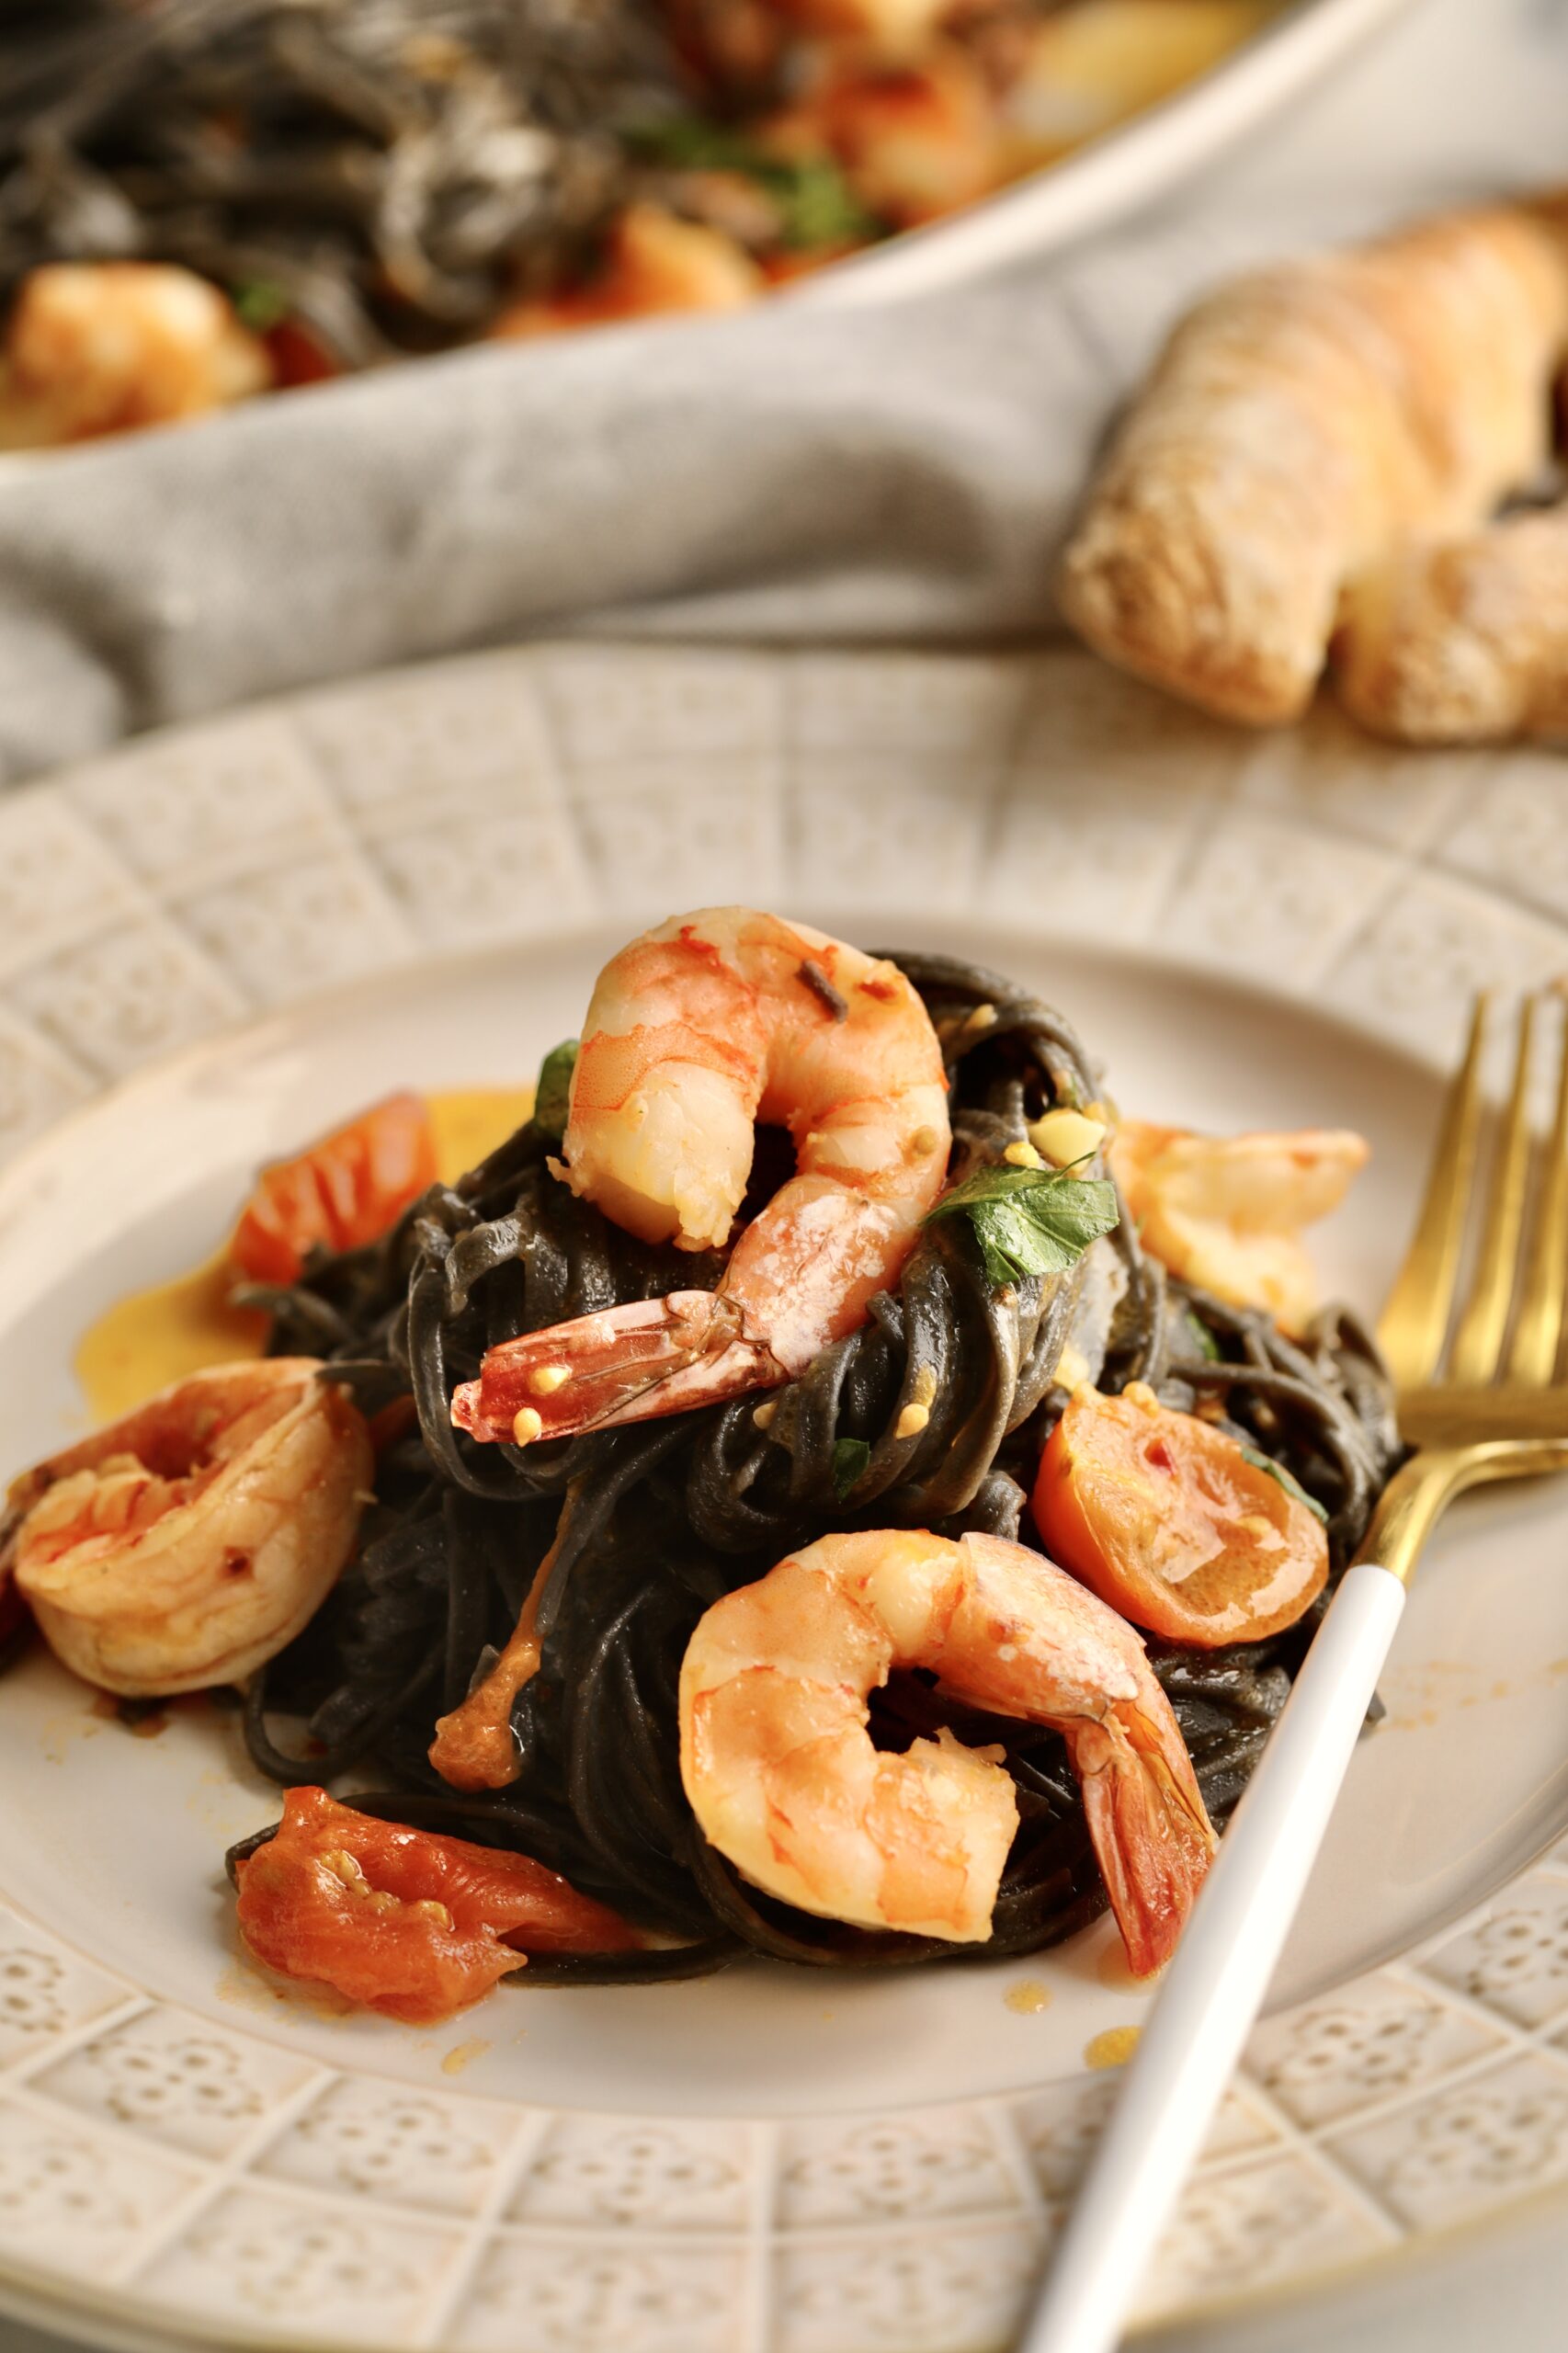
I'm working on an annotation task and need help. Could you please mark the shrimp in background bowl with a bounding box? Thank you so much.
[0,262,272,448]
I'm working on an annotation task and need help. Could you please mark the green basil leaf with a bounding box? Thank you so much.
[774,156,875,250]
[926,1162,1120,1290]
[624,118,878,251]
[832,1437,871,1499]
[1239,1445,1330,1526]
[232,278,290,332]
[534,1040,578,1142]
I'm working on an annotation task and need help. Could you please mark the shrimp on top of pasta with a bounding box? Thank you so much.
[451,908,951,1445]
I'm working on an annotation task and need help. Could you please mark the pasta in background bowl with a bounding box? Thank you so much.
[0,0,1409,448]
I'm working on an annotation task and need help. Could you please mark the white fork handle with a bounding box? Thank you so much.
[1017,1559,1408,2353]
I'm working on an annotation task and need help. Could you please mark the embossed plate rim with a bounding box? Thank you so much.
[1,641,1567,2353]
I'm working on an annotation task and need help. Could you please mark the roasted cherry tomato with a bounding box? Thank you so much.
[264,318,341,389]
[232,1092,437,1287]
[1032,1383,1328,1648]
[234,1788,640,2023]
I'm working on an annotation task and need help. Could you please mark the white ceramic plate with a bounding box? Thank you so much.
[1,642,1567,2353]
[792,0,1415,309]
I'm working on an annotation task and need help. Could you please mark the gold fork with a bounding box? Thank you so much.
[1022,991,1568,2353]
[1374,990,1568,1508]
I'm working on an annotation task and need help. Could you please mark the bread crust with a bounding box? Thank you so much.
[1058,202,1568,727]
[1335,503,1568,744]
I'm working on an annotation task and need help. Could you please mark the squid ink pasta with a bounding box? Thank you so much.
[225,938,1400,1988]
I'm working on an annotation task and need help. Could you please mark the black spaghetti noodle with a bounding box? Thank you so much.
[236,952,1400,1978]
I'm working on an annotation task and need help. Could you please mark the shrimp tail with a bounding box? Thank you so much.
[450,1292,787,1445]
[1068,1706,1217,1977]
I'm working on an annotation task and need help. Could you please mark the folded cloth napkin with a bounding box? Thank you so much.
[0,0,1561,790]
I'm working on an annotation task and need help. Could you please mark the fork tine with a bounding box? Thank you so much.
[1450,997,1537,1386]
[1509,996,1568,1387]
[1377,995,1489,1390]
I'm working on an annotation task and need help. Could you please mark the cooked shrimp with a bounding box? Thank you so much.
[681,1528,1213,1973]
[3,1360,371,1698]
[1109,1120,1369,1333]
[0,263,272,448]
[759,0,952,57]
[765,48,1003,230]
[451,908,950,1444]
[492,206,763,340]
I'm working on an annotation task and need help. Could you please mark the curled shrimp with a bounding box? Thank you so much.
[1,263,272,448]
[679,1528,1214,1974]
[2,1360,371,1698]
[1109,1120,1369,1334]
[764,49,1003,231]
[451,908,950,1445]
[493,205,763,338]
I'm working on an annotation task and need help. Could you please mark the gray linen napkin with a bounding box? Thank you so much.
[0,0,1562,790]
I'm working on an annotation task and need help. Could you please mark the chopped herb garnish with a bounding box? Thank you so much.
[1184,1310,1221,1363]
[800,957,847,1020]
[926,1158,1120,1290]
[627,117,756,171]
[832,1437,871,1499]
[777,155,875,251]
[232,277,290,332]
[534,1040,578,1142]
[1240,1445,1330,1525]
[626,118,879,250]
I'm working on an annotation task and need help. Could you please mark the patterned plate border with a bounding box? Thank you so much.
[2,642,1568,2353]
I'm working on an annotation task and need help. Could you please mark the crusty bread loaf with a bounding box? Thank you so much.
[1058,202,1568,727]
[1335,503,1568,744]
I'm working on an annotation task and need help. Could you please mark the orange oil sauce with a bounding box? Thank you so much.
[74,1086,535,1423]
[1084,2024,1142,2070]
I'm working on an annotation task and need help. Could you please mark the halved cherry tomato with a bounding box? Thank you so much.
[1032,1383,1328,1648]
[234,1788,640,2023]
[232,1093,437,1287]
